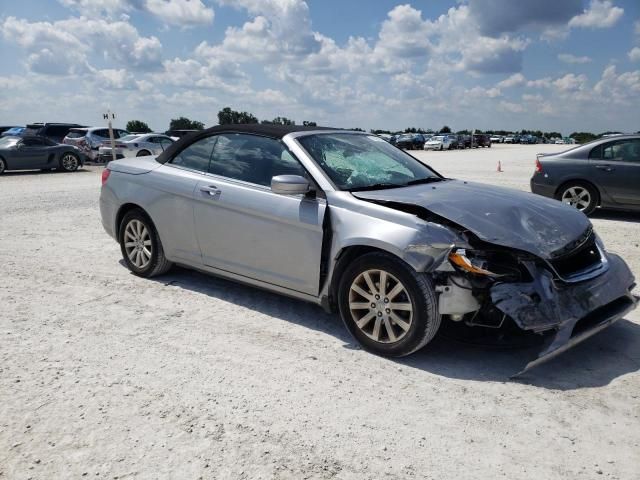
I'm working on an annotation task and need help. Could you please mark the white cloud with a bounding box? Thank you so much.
[1,16,163,75]
[629,47,640,62]
[558,53,591,64]
[568,1,624,29]
[553,73,588,92]
[498,101,524,113]
[594,65,640,104]
[497,73,525,88]
[60,0,214,26]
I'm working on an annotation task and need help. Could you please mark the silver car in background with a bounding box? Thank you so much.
[63,127,129,161]
[99,125,637,373]
[98,133,174,162]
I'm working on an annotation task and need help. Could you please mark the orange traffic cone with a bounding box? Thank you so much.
[497,160,503,172]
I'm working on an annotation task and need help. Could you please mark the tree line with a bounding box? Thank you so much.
[125,109,637,142]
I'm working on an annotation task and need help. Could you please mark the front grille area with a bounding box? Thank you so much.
[549,230,603,278]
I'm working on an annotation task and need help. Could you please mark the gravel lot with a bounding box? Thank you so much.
[1,144,639,479]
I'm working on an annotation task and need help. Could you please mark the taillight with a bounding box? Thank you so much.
[535,158,543,173]
[101,168,110,186]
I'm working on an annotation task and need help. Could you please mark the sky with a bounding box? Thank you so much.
[0,0,639,135]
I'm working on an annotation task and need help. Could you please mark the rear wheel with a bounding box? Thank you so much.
[556,182,598,215]
[0,158,5,174]
[338,252,440,357]
[59,153,79,172]
[136,150,151,157]
[119,209,173,277]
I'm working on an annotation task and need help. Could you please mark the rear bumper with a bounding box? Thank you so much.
[530,177,556,198]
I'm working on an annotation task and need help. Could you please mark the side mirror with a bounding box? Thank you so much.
[271,175,310,195]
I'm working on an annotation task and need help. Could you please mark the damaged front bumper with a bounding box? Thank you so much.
[490,253,638,375]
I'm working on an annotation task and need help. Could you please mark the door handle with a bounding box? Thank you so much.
[199,185,221,196]
[595,165,614,172]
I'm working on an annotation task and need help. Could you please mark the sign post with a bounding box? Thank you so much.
[103,110,116,164]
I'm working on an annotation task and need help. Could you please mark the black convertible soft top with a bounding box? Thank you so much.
[156,124,340,164]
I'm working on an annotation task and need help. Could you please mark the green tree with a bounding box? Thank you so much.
[569,132,597,144]
[125,120,152,133]
[261,116,296,125]
[439,125,452,133]
[217,107,259,125]
[303,121,317,127]
[169,117,205,131]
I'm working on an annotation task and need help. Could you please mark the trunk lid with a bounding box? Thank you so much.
[107,156,161,175]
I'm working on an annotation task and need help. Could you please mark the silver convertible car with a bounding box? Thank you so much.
[100,125,638,372]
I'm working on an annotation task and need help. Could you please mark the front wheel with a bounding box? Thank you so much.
[119,209,173,277]
[0,158,6,174]
[60,153,79,172]
[338,252,441,357]
[556,182,598,215]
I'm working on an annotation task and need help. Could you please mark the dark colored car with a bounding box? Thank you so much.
[395,133,425,150]
[458,135,472,149]
[472,134,492,148]
[24,123,86,144]
[0,135,85,174]
[530,135,640,215]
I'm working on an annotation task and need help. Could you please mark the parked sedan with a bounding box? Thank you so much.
[97,134,174,162]
[100,125,638,373]
[0,135,84,174]
[531,135,640,215]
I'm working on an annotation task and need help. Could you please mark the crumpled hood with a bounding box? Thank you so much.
[352,179,591,259]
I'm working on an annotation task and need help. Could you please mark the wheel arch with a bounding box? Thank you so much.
[325,244,417,313]
[115,202,152,239]
[555,178,601,206]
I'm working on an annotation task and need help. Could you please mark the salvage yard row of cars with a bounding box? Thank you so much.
[99,124,638,374]
[0,123,176,174]
[384,132,572,151]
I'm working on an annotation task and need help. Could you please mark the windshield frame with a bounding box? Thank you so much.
[290,131,444,192]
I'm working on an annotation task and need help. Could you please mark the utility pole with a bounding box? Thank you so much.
[103,110,116,164]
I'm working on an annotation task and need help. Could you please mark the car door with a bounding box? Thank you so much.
[589,139,640,206]
[13,137,48,169]
[189,133,326,296]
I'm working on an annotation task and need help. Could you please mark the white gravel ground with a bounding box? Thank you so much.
[1,144,639,479]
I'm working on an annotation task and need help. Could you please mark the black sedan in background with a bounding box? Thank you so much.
[531,135,640,215]
[0,136,85,174]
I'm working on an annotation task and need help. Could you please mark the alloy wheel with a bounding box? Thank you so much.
[62,154,78,171]
[348,269,413,343]
[124,219,152,269]
[561,186,591,211]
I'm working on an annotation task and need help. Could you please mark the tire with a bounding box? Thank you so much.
[338,252,441,357]
[59,153,79,172]
[119,209,173,277]
[556,181,598,216]
[439,145,443,151]
[0,157,6,175]
[136,150,151,157]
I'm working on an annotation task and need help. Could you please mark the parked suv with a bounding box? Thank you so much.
[63,127,129,162]
[395,133,426,150]
[24,123,86,144]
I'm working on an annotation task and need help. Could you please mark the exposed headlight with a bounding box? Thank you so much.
[448,249,499,276]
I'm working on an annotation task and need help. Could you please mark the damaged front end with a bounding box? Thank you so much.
[352,187,638,375]
[432,231,638,375]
